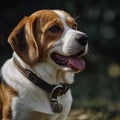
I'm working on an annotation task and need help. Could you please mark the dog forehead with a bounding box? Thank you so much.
[31,10,75,27]
[53,10,75,26]
[31,10,62,22]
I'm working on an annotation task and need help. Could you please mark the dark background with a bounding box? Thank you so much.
[0,0,120,109]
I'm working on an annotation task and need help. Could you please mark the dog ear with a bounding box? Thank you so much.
[8,17,39,65]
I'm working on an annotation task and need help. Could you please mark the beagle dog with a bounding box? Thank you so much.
[0,10,88,120]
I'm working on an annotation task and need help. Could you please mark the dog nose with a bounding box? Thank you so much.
[76,34,88,46]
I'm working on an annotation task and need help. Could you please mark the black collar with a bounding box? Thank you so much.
[13,58,70,113]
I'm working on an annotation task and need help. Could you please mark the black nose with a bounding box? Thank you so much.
[76,34,88,46]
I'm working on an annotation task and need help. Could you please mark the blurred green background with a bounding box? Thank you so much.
[0,0,120,110]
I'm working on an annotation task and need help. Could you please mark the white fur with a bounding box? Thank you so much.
[50,10,88,72]
[1,54,73,120]
[53,10,88,57]
[1,10,88,120]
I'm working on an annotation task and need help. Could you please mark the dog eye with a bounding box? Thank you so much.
[49,25,61,33]
[72,24,77,30]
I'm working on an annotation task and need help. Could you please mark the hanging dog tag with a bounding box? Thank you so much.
[50,101,63,113]
[50,84,65,113]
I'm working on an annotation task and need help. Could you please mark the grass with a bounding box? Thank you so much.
[68,108,120,120]
[67,98,120,120]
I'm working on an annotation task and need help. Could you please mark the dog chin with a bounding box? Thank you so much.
[61,67,82,73]
[58,66,76,72]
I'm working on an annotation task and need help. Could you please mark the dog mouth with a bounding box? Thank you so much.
[51,50,86,71]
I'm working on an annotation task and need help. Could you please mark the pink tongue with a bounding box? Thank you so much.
[68,57,85,71]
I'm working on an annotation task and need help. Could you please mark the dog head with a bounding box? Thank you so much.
[8,10,88,72]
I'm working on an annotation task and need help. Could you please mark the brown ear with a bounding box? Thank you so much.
[8,17,39,65]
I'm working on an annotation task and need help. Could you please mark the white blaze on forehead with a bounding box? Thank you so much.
[52,10,68,29]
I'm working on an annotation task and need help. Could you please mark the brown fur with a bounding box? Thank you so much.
[8,10,65,65]
[0,82,18,120]
[1,10,79,120]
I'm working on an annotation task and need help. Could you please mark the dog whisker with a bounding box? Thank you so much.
[73,15,80,21]
[88,48,93,55]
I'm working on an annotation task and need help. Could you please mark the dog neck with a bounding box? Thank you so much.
[13,53,74,85]
[13,53,74,113]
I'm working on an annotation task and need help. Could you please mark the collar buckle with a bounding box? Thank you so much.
[50,83,70,99]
